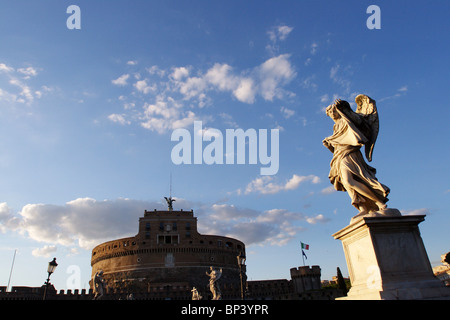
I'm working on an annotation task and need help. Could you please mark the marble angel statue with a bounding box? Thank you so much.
[206,266,222,300]
[323,95,400,220]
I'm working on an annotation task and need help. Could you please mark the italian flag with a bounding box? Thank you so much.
[301,242,309,250]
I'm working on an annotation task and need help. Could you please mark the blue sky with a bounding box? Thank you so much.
[0,0,449,291]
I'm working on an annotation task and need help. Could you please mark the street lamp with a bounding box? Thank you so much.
[43,257,58,300]
[237,252,246,300]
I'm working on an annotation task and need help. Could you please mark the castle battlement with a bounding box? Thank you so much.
[290,265,321,278]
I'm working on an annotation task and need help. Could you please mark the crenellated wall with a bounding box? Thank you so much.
[290,265,322,293]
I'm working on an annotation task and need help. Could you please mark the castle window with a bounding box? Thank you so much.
[158,234,179,245]
[145,223,151,231]
[159,222,164,231]
[145,232,150,239]
[173,222,177,231]
[171,235,179,244]
[186,222,191,230]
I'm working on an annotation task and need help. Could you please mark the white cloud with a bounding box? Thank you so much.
[310,42,318,55]
[379,85,409,102]
[330,64,339,80]
[108,50,296,134]
[258,54,296,101]
[0,63,14,73]
[0,88,18,104]
[147,65,166,77]
[139,95,198,134]
[321,185,336,195]
[112,74,130,86]
[400,208,430,216]
[329,64,352,93]
[1,197,330,250]
[17,66,38,78]
[175,57,295,104]
[0,63,47,105]
[9,198,160,250]
[108,113,130,125]
[204,64,235,90]
[32,245,57,258]
[268,25,293,42]
[320,94,329,103]
[134,79,156,94]
[179,76,207,99]
[0,62,51,107]
[244,174,320,195]
[0,202,21,233]
[127,60,138,65]
[277,25,293,40]
[280,106,295,119]
[305,214,330,224]
[266,25,293,55]
[171,66,190,81]
[9,78,34,104]
[197,204,328,246]
[233,78,255,103]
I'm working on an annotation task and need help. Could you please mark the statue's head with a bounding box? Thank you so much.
[326,104,340,120]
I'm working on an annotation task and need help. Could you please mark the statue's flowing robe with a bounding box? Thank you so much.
[324,109,389,211]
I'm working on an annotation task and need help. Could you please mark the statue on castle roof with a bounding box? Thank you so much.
[164,196,175,211]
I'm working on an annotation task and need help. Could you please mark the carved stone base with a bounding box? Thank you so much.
[350,207,401,224]
[333,215,450,300]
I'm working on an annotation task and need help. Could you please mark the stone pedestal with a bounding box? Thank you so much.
[333,215,450,300]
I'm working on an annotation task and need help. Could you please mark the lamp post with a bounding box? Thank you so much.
[43,257,58,300]
[237,252,246,300]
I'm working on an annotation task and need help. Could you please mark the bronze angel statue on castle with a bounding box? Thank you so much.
[323,94,400,220]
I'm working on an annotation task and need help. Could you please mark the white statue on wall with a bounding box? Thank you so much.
[206,266,222,300]
[191,287,202,300]
[323,95,400,220]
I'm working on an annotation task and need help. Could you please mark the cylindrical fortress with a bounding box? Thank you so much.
[91,209,246,299]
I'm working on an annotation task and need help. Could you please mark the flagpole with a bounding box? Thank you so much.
[302,250,305,266]
[7,249,17,292]
[300,241,308,266]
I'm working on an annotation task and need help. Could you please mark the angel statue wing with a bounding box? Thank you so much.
[355,94,379,162]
